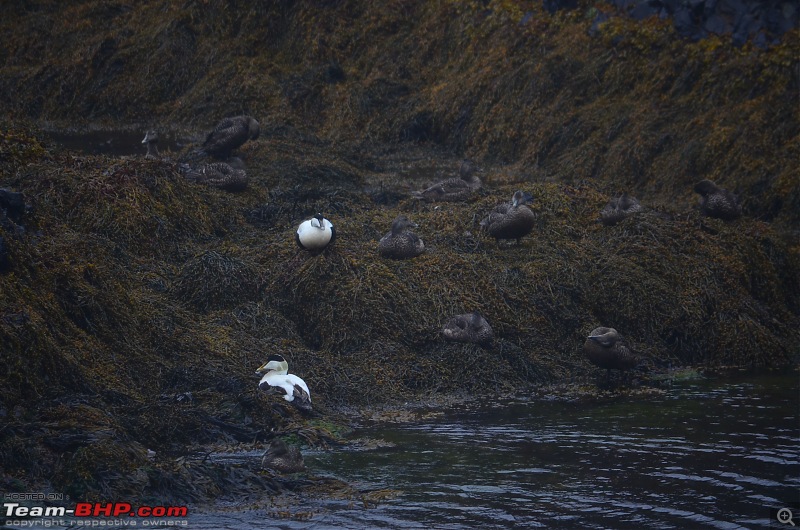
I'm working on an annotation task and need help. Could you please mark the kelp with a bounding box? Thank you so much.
[0,0,797,504]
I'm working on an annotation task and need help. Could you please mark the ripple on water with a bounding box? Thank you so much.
[191,373,798,529]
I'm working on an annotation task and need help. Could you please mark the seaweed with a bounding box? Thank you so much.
[0,0,797,506]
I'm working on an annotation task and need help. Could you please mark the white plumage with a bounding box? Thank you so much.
[256,355,312,413]
[296,213,336,252]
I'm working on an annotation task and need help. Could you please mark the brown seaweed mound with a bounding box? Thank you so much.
[0,0,797,505]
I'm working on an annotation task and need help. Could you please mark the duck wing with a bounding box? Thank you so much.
[202,117,250,157]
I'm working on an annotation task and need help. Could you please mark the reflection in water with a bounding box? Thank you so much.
[199,374,798,529]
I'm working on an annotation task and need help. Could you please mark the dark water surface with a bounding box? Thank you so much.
[46,129,185,156]
[191,372,799,529]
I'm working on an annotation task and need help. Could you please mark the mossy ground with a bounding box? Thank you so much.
[0,0,797,505]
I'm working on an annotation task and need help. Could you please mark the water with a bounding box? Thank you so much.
[191,372,799,529]
[45,129,185,157]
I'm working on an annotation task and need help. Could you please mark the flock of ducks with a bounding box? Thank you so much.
[149,115,743,473]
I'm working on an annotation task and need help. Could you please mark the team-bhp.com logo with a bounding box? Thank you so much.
[4,501,188,527]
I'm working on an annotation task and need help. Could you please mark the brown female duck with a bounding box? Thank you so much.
[442,311,494,349]
[693,179,741,220]
[600,193,643,225]
[378,215,425,259]
[412,159,482,202]
[583,327,638,376]
[480,190,536,244]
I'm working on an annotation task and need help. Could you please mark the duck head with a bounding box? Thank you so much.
[511,190,533,208]
[311,213,326,229]
[142,130,158,145]
[391,215,418,234]
[693,179,719,197]
[247,117,261,141]
[256,354,289,375]
[587,327,620,347]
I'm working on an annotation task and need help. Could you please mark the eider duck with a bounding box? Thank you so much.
[583,327,637,377]
[256,354,312,413]
[480,190,536,244]
[141,130,160,159]
[600,193,643,225]
[296,213,335,252]
[180,160,248,191]
[442,311,494,349]
[261,439,305,473]
[194,115,260,159]
[378,215,425,260]
[412,159,482,202]
[693,179,742,220]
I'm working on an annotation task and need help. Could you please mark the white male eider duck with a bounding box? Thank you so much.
[193,115,260,159]
[600,193,643,225]
[412,159,482,202]
[296,213,335,252]
[378,215,425,260]
[693,179,742,220]
[261,438,305,473]
[256,354,312,413]
[142,130,160,159]
[442,311,494,349]
[480,190,536,244]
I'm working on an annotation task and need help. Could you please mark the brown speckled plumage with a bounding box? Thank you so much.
[378,215,425,259]
[600,193,643,225]
[261,439,305,473]
[412,159,481,202]
[442,311,494,349]
[480,190,536,243]
[181,161,248,191]
[583,327,637,373]
[694,179,741,220]
[196,115,260,159]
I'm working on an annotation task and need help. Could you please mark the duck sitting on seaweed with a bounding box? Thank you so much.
[693,179,741,220]
[600,193,643,225]
[442,311,494,349]
[180,159,248,192]
[296,213,336,253]
[480,190,536,245]
[256,354,312,413]
[378,215,425,260]
[412,159,482,202]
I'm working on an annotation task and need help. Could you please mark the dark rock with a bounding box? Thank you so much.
[0,189,26,221]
